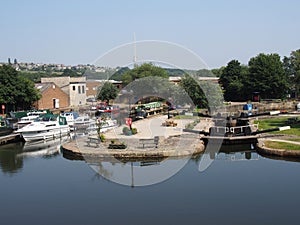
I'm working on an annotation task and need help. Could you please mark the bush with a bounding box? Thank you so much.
[131,127,137,134]
[99,133,105,142]
[122,126,131,135]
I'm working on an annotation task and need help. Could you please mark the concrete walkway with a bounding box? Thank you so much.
[61,115,208,160]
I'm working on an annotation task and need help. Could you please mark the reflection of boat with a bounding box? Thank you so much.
[0,117,13,136]
[17,138,67,158]
[16,114,70,142]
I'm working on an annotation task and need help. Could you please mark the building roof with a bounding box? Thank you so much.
[35,82,56,93]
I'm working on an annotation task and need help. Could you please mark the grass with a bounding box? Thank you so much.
[264,141,300,151]
[174,115,197,119]
[253,117,300,136]
[288,138,300,142]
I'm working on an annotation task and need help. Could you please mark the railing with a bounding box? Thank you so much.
[211,124,259,134]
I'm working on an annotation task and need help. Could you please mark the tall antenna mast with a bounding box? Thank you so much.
[133,32,137,64]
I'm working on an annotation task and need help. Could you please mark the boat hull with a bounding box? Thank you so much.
[20,126,70,142]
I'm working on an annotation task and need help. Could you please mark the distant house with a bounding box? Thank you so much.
[33,82,69,110]
[41,76,86,107]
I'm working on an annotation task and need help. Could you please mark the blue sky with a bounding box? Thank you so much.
[1,0,299,68]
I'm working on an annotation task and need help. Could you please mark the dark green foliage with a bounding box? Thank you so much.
[110,67,130,81]
[180,75,207,108]
[180,75,223,110]
[61,68,81,77]
[283,49,300,98]
[219,60,248,101]
[248,53,288,99]
[122,63,168,86]
[96,81,119,103]
[0,65,41,111]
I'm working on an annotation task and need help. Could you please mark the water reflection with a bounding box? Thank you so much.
[62,143,264,186]
[0,142,24,174]
[0,137,70,174]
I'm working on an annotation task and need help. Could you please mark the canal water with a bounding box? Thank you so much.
[0,141,300,225]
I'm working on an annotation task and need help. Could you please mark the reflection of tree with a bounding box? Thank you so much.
[0,147,23,174]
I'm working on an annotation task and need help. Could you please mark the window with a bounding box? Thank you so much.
[82,85,85,94]
[73,86,75,91]
[78,86,81,94]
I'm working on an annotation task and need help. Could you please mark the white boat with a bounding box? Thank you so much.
[60,111,79,130]
[17,111,47,128]
[73,116,96,130]
[16,114,70,142]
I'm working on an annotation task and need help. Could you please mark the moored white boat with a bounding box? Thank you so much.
[60,111,79,130]
[73,116,96,130]
[16,114,70,142]
[17,111,47,128]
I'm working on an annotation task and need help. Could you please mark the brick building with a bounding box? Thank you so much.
[33,82,69,110]
[41,76,86,107]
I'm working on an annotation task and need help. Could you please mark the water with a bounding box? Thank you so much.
[1,141,300,225]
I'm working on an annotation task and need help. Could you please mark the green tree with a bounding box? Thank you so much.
[180,74,223,111]
[96,82,119,103]
[219,60,248,101]
[248,53,288,99]
[122,63,168,86]
[180,75,206,108]
[16,76,41,109]
[284,49,300,98]
[0,65,40,111]
[211,67,225,78]
[61,68,80,77]
[0,65,19,105]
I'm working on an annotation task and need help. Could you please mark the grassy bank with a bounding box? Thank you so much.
[254,117,300,136]
[264,141,300,151]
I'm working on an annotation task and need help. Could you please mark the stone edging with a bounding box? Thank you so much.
[61,140,205,161]
[257,141,300,157]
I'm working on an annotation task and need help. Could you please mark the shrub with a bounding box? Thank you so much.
[122,126,131,135]
[99,133,105,142]
[131,127,137,135]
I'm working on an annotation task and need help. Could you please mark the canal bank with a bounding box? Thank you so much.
[257,139,300,158]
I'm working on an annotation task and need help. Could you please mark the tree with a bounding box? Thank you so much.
[284,49,300,98]
[248,53,288,99]
[180,74,223,111]
[61,68,80,77]
[0,65,40,111]
[180,75,206,108]
[16,76,41,109]
[122,63,168,86]
[219,60,248,101]
[96,82,119,103]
